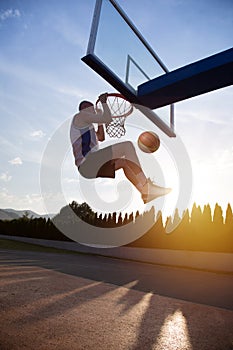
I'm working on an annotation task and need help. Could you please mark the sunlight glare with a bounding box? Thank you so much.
[155,309,192,350]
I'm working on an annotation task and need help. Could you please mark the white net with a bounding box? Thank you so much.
[106,116,127,138]
[96,93,133,138]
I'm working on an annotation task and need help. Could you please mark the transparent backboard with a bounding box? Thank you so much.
[82,0,175,137]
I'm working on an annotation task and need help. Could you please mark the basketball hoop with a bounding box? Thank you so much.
[95,93,133,138]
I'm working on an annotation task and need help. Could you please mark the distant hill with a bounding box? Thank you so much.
[0,209,20,220]
[0,208,55,220]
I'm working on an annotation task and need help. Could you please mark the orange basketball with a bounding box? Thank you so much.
[137,131,160,153]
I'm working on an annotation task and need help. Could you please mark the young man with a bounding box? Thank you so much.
[70,93,171,203]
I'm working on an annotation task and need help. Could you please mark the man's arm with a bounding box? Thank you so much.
[95,101,107,141]
[99,93,112,123]
[82,93,112,125]
[96,124,105,142]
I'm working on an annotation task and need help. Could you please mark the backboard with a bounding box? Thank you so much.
[82,0,176,137]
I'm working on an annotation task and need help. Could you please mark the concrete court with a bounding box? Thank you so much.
[0,249,233,350]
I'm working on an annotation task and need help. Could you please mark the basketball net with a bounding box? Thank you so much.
[106,116,127,138]
[96,93,133,138]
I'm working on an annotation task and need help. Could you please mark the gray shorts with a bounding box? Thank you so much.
[78,145,116,179]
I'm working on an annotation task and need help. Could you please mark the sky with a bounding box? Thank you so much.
[0,0,233,219]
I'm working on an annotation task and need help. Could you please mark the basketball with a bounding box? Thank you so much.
[137,131,160,153]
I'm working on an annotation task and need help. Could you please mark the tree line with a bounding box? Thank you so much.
[0,201,232,253]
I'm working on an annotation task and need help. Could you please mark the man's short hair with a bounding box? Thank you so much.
[79,101,94,111]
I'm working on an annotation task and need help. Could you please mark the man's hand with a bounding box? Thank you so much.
[97,92,112,124]
[98,93,108,104]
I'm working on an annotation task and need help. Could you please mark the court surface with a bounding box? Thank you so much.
[0,249,233,350]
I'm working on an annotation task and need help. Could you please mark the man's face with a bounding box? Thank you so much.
[81,102,95,113]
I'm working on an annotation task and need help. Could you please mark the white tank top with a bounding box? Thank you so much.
[70,117,99,167]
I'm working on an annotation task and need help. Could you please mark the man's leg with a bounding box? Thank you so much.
[112,141,171,203]
[112,141,147,192]
[114,158,146,191]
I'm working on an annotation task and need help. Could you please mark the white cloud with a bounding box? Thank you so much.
[0,57,86,99]
[0,189,49,214]
[0,172,12,182]
[25,193,44,205]
[0,9,21,21]
[51,14,86,49]
[213,147,233,173]
[8,157,23,165]
[0,135,42,165]
[0,135,20,155]
[0,187,14,203]
[57,86,84,98]
[30,130,46,139]
[63,177,79,184]
[193,147,233,173]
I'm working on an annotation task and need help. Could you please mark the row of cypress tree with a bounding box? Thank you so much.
[0,201,232,252]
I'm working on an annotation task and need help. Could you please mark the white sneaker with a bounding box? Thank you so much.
[141,179,171,204]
